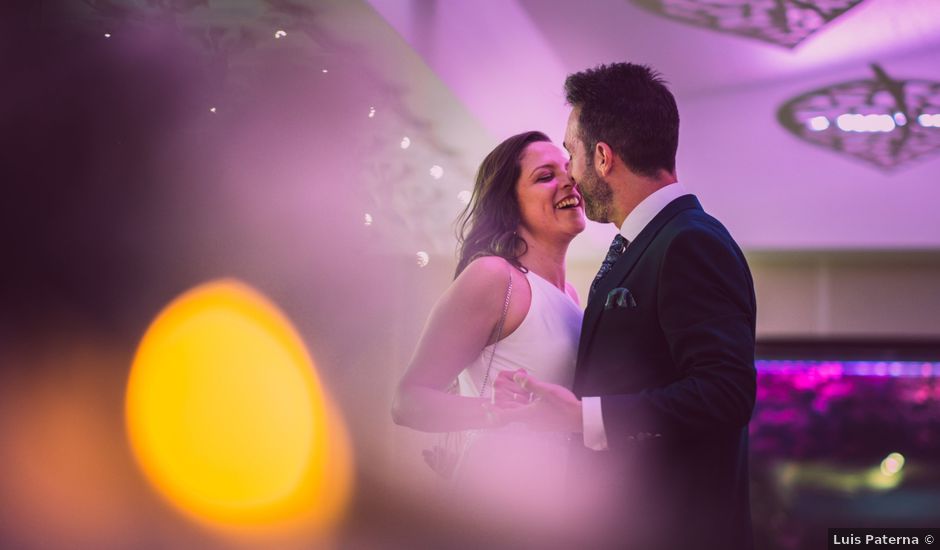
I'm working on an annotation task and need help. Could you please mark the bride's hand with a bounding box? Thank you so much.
[493,369,535,408]
[492,369,583,432]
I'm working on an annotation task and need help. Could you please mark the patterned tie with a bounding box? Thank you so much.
[590,234,628,301]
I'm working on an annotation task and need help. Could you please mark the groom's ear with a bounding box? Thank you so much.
[594,141,614,176]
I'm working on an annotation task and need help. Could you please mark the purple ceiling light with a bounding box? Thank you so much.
[631,0,865,48]
[777,64,940,170]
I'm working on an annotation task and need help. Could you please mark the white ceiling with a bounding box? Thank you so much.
[366,0,940,256]
[367,0,940,134]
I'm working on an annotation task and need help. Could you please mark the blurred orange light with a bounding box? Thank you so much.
[125,280,352,535]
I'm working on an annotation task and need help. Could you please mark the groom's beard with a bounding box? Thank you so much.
[580,163,613,223]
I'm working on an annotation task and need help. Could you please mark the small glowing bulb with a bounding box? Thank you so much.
[209,107,217,113]
[400,137,411,150]
[872,114,895,132]
[880,452,905,476]
[457,190,472,205]
[836,113,855,132]
[808,116,829,131]
[274,30,287,39]
[368,107,376,118]
[416,251,429,267]
[919,113,940,128]
[429,165,444,179]
[322,69,329,74]
[838,113,896,133]
[104,33,112,38]
[364,213,373,226]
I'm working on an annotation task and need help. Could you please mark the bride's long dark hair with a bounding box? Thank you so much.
[454,131,550,278]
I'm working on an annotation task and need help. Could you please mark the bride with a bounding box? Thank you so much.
[392,130,586,521]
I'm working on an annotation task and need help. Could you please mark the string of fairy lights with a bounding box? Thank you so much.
[360,95,471,270]
[101,24,474,270]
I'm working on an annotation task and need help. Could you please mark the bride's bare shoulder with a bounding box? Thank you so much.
[462,255,514,277]
[451,256,516,297]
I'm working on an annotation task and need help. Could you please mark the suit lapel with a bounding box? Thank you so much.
[577,195,703,366]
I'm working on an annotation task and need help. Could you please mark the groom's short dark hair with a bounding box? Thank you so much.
[565,63,679,178]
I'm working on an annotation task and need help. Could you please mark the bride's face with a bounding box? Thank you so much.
[515,141,586,241]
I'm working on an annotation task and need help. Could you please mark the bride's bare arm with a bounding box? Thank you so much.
[391,257,514,432]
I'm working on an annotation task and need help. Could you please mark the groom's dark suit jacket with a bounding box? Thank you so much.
[571,194,756,550]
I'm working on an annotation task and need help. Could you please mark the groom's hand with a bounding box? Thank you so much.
[492,369,583,432]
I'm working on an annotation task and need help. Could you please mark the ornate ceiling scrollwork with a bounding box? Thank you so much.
[631,0,865,48]
[778,64,940,170]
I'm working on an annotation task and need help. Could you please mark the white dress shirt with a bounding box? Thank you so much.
[582,182,691,451]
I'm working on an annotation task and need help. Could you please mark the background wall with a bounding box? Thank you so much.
[748,251,940,337]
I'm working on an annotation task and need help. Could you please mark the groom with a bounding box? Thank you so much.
[494,63,757,549]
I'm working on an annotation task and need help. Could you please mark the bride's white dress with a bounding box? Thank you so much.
[454,269,583,518]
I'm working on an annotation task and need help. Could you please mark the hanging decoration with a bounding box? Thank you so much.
[777,64,940,170]
[631,0,865,48]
